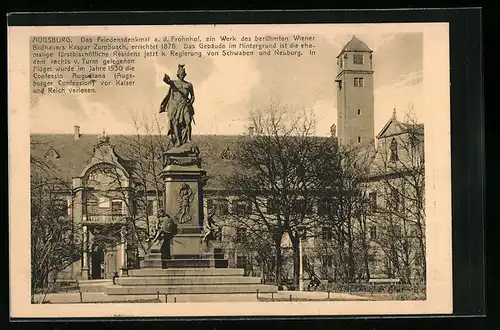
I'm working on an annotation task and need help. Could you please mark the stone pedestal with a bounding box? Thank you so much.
[142,142,228,268]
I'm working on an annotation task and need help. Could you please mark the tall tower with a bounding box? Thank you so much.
[335,35,375,147]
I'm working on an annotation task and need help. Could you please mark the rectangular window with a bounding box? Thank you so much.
[317,199,330,216]
[233,200,252,216]
[393,225,402,237]
[353,54,364,64]
[322,255,333,267]
[370,226,377,240]
[111,201,123,215]
[147,199,154,216]
[391,189,400,211]
[358,108,361,115]
[368,192,377,211]
[234,201,246,216]
[215,199,229,216]
[354,77,365,87]
[55,199,69,216]
[86,198,98,215]
[358,137,361,143]
[321,227,333,240]
[236,227,247,243]
[292,199,312,215]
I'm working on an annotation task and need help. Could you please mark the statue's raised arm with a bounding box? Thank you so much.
[158,64,195,147]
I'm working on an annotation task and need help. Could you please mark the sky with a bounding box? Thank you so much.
[30,27,423,138]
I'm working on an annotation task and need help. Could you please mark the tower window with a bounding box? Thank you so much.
[354,77,364,87]
[340,57,343,68]
[357,108,361,115]
[353,54,364,64]
[358,137,361,143]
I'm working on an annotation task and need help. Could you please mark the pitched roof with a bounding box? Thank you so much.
[337,35,373,58]
[376,115,424,139]
[30,134,241,190]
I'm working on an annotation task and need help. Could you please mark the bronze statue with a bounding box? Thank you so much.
[146,209,178,261]
[202,208,220,246]
[159,64,195,147]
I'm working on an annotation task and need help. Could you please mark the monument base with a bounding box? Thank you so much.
[141,231,228,269]
[105,267,278,295]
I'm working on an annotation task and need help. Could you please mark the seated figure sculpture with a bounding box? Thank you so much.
[146,209,178,264]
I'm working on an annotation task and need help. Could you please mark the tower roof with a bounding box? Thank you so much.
[337,35,373,57]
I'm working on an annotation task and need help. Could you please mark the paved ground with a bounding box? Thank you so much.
[33,291,370,304]
[257,291,372,301]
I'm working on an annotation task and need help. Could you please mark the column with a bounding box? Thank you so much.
[81,225,89,280]
[120,225,127,276]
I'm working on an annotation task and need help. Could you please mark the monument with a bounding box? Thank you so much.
[104,65,277,296]
[141,63,225,268]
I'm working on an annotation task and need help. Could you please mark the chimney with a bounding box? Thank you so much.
[248,126,255,136]
[74,125,81,140]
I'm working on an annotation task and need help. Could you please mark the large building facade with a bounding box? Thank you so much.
[30,36,425,285]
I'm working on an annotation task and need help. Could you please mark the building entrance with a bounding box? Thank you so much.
[91,245,104,279]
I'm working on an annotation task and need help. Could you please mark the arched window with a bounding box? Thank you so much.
[390,138,399,162]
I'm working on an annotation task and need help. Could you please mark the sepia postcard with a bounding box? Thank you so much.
[8,22,452,318]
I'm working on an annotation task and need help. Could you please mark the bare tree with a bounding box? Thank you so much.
[221,103,331,289]
[314,143,374,283]
[30,148,81,303]
[81,113,171,261]
[370,108,425,284]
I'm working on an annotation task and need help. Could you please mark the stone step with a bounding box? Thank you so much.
[115,276,262,286]
[142,258,229,268]
[143,253,217,261]
[105,284,278,295]
[128,268,244,277]
[78,279,113,292]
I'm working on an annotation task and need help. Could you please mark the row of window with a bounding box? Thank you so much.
[320,225,377,240]
[85,199,125,215]
[337,77,365,90]
[81,190,404,219]
[234,224,419,247]
[207,194,379,217]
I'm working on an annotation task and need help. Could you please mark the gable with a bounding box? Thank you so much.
[376,119,407,139]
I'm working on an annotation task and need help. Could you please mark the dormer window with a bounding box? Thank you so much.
[44,147,60,159]
[353,54,364,64]
[390,138,399,162]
